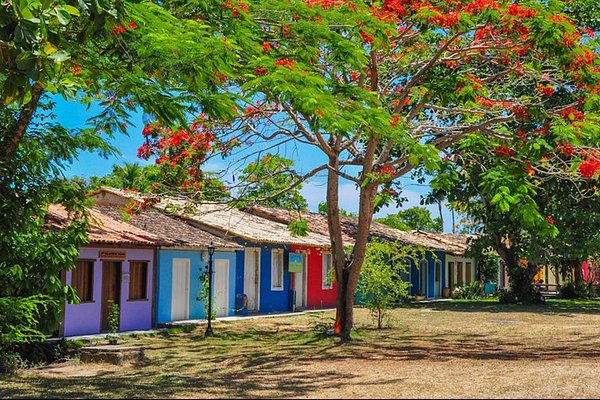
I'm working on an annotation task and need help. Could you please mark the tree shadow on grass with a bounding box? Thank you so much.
[405,300,600,315]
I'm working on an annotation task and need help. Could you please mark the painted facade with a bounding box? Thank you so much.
[62,246,155,337]
[237,243,292,313]
[290,245,337,309]
[156,249,238,324]
[408,252,477,298]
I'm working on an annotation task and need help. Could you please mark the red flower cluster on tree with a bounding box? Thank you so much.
[494,146,516,158]
[545,216,555,224]
[377,166,394,177]
[112,25,127,35]
[558,142,575,157]
[579,158,600,179]
[465,0,500,15]
[560,107,585,122]
[359,30,374,44]
[507,3,537,19]
[262,42,271,53]
[275,58,295,69]
[112,22,137,36]
[537,85,555,97]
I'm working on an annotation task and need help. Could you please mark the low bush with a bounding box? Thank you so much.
[453,281,484,299]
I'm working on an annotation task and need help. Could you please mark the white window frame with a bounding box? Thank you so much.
[322,252,333,290]
[446,255,476,287]
[271,249,284,291]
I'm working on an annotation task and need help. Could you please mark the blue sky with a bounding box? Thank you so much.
[56,98,455,231]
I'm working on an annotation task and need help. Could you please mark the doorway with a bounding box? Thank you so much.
[101,261,121,331]
[244,249,260,311]
[171,258,190,321]
[292,254,306,310]
[214,259,230,317]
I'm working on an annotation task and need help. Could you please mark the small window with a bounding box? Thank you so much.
[435,260,442,282]
[71,260,94,302]
[271,250,284,291]
[322,253,333,290]
[129,261,148,300]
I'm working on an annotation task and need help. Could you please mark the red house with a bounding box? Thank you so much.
[290,244,337,309]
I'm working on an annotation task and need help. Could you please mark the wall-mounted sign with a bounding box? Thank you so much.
[99,251,126,260]
[289,253,303,273]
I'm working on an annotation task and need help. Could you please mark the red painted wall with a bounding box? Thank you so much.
[291,245,337,309]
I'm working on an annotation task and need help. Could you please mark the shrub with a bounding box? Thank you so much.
[498,288,517,304]
[107,301,120,335]
[0,352,26,374]
[454,281,484,299]
[357,240,425,329]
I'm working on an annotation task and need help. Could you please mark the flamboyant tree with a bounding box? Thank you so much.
[139,0,600,339]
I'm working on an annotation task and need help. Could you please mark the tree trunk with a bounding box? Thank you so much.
[509,262,539,302]
[328,135,379,340]
[0,82,44,163]
[574,260,584,286]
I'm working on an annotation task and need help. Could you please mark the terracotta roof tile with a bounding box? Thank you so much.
[95,205,242,250]
[47,204,169,246]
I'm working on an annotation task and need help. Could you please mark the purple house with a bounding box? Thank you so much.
[48,205,169,337]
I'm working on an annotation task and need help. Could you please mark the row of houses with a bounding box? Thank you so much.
[50,187,477,337]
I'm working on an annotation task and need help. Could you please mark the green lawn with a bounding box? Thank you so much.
[3,300,600,398]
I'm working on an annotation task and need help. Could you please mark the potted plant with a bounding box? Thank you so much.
[415,292,426,301]
[106,301,120,345]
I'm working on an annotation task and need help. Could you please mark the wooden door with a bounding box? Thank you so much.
[448,262,455,290]
[101,261,121,331]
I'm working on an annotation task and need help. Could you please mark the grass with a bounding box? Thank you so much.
[3,300,600,398]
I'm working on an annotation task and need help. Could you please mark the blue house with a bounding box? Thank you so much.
[373,226,477,299]
[91,190,243,323]
[155,199,332,314]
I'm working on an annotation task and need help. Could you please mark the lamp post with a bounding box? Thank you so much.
[205,242,215,336]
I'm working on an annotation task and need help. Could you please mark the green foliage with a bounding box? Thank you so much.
[357,240,425,329]
[479,251,500,284]
[107,301,120,335]
[288,219,310,237]
[197,267,216,321]
[0,296,52,351]
[376,207,443,232]
[453,281,484,300]
[497,288,518,304]
[559,281,600,299]
[236,153,307,210]
[89,163,231,202]
[318,202,357,218]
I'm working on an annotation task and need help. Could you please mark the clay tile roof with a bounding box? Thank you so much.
[247,205,473,255]
[46,204,169,246]
[95,205,242,250]
[156,198,332,247]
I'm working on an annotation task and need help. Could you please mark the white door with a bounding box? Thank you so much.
[214,259,229,318]
[293,254,306,309]
[171,258,190,321]
[244,249,260,311]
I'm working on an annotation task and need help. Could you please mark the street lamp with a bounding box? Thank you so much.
[205,242,215,336]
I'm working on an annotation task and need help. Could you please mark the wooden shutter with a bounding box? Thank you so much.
[129,261,148,300]
[72,260,94,302]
